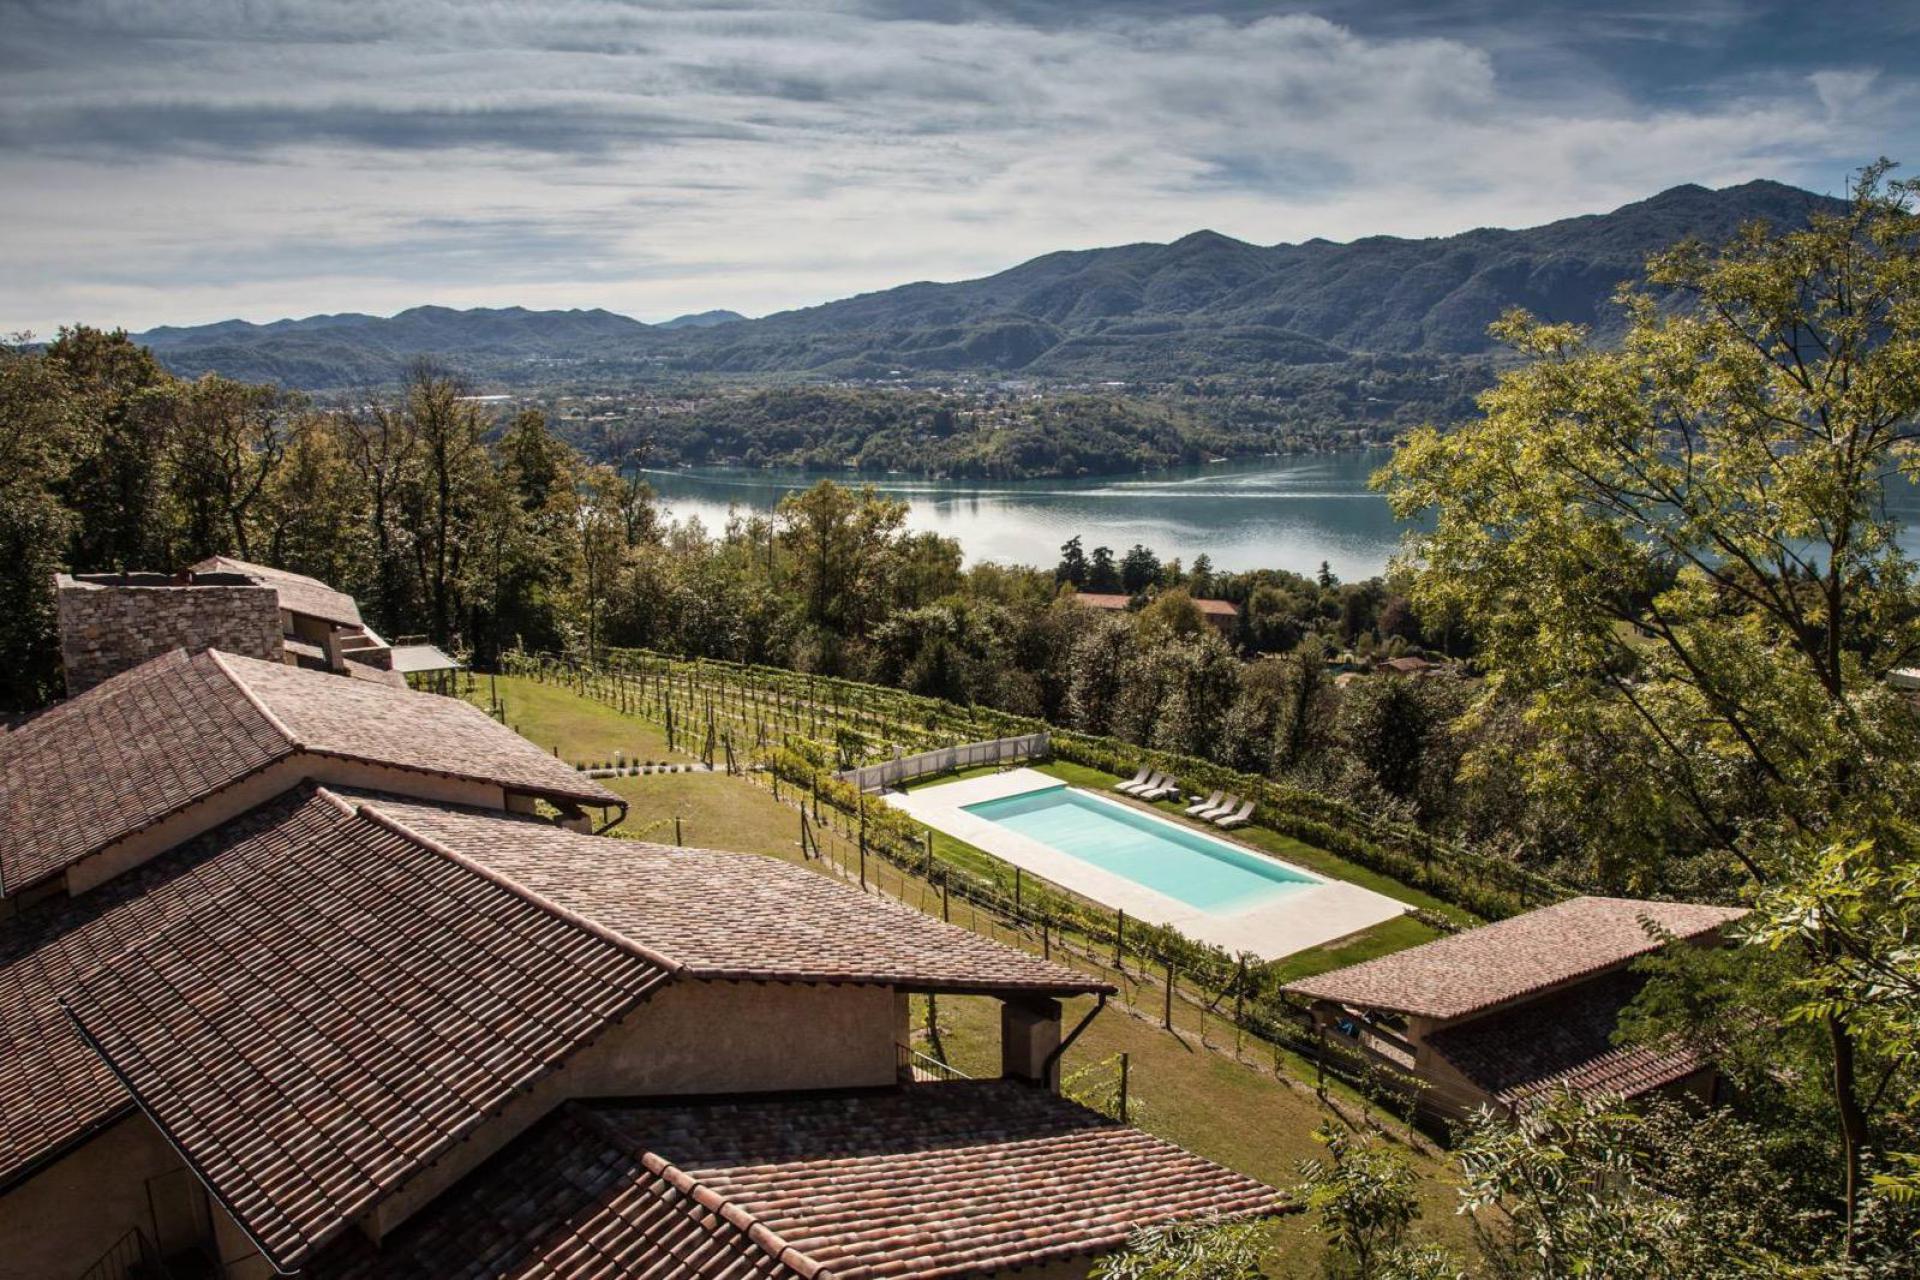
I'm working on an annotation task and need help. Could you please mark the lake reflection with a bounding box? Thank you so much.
[644,452,1411,579]
[644,451,1920,581]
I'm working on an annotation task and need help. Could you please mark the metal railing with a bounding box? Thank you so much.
[839,733,1050,792]
[897,1043,971,1083]
[78,1228,169,1280]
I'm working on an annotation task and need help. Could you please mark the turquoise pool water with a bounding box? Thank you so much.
[961,785,1317,912]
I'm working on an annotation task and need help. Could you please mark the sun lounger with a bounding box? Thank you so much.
[1138,776,1181,801]
[1214,799,1255,829]
[1113,765,1152,793]
[1185,789,1224,816]
[1119,769,1166,796]
[1194,792,1238,821]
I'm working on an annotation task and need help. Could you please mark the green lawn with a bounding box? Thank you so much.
[606,770,806,859]
[463,674,683,766]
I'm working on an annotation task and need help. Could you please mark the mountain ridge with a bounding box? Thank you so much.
[134,178,1843,388]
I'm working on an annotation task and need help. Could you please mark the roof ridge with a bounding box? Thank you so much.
[570,1105,830,1280]
[349,797,688,977]
[204,648,305,751]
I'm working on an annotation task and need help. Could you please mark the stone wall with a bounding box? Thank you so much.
[56,574,283,693]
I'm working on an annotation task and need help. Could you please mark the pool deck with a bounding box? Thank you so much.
[885,768,1408,961]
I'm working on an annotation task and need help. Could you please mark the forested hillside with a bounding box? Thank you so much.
[134,179,1842,390]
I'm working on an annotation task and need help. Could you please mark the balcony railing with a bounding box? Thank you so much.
[897,1042,970,1083]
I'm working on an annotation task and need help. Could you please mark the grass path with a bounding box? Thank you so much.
[463,674,683,766]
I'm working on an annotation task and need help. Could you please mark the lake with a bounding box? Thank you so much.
[644,451,1920,580]
[643,452,1410,579]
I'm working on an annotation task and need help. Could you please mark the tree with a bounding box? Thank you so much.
[1056,535,1089,587]
[1092,1221,1264,1280]
[396,363,496,646]
[1456,1090,1841,1278]
[1088,544,1122,592]
[0,336,81,708]
[1120,543,1161,594]
[1295,1123,1452,1280]
[167,376,291,560]
[777,481,908,637]
[1380,161,1920,1257]
[576,465,630,660]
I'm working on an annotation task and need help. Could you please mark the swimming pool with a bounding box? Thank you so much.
[961,784,1318,913]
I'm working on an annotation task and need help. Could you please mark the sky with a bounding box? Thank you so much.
[3,0,1916,335]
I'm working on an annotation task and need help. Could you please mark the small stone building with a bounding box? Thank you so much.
[56,556,400,695]
[1286,896,1746,1120]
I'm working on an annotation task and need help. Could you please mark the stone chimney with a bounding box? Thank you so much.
[55,572,284,694]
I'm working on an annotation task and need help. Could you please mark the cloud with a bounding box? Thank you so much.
[1,0,1914,333]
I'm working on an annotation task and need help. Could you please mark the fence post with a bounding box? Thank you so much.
[674,815,682,846]
[1118,1052,1130,1124]
[925,830,934,876]
[942,879,950,921]
[1014,867,1022,914]
[1163,960,1175,1031]
[1114,910,1125,969]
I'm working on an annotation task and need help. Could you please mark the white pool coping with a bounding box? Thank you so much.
[884,767,1409,962]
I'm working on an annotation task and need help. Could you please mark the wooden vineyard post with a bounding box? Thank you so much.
[1114,910,1125,969]
[1014,867,1023,914]
[674,816,683,846]
[924,830,934,876]
[1162,960,1174,1030]
[1118,1053,1130,1124]
[942,879,950,922]
[859,840,867,891]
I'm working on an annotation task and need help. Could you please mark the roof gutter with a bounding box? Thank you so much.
[594,799,629,836]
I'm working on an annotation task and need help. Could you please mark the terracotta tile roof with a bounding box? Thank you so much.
[1072,593,1132,609]
[350,793,1110,996]
[1427,969,1708,1106]
[189,555,364,627]
[0,650,293,895]
[0,790,339,1191]
[218,652,616,806]
[309,1083,1284,1279]
[1284,897,1746,1021]
[59,793,670,1273]
[305,1104,794,1280]
[0,649,616,896]
[1192,597,1239,617]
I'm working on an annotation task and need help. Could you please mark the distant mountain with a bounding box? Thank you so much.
[134,180,1843,389]
[657,310,746,329]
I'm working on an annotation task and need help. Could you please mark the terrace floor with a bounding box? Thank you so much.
[888,768,1408,961]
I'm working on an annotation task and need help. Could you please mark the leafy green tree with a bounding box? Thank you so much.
[1295,1123,1449,1280]
[46,326,173,571]
[0,336,81,707]
[1381,161,1920,1257]
[1057,535,1089,587]
[167,376,290,560]
[1066,616,1134,735]
[1087,543,1122,592]
[1120,543,1161,593]
[1457,1089,1851,1278]
[1092,1221,1264,1280]
[777,481,908,638]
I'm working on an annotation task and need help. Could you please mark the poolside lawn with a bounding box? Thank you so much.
[462,674,683,766]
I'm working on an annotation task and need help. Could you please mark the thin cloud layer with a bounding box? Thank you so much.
[2,0,1913,333]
